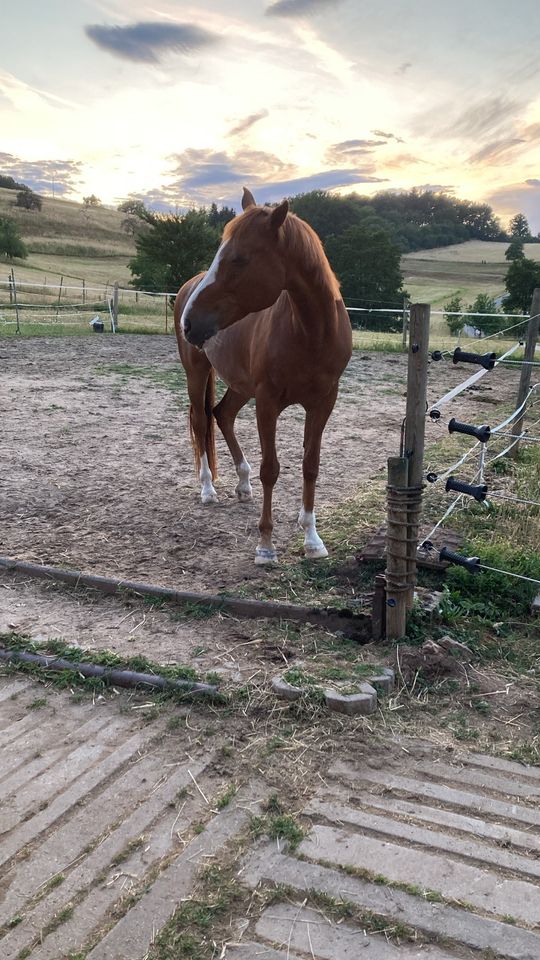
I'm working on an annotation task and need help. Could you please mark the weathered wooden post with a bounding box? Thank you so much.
[55,276,63,322]
[402,298,409,351]
[403,303,430,610]
[385,456,410,639]
[383,302,429,638]
[509,287,540,459]
[165,294,168,334]
[10,269,20,334]
[112,282,119,331]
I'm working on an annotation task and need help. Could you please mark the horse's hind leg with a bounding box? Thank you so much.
[213,388,253,501]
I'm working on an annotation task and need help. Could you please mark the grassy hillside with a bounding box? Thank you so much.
[0,187,135,287]
[402,239,540,309]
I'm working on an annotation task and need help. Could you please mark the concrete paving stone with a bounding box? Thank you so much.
[0,679,32,705]
[0,749,179,925]
[460,750,540,782]
[85,782,269,960]
[415,759,540,800]
[330,762,540,828]
[300,823,540,925]
[1,715,130,833]
[225,944,302,959]
[241,846,540,960]
[325,683,377,716]
[0,703,98,780]
[319,781,540,855]
[271,676,302,701]
[256,903,462,959]
[0,723,161,871]
[0,758,211,959]
[0,711,113,797]
[0,709,51,746]
[305,797,540,879]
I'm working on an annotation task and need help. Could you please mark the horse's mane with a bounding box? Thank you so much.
[224,207,341,299]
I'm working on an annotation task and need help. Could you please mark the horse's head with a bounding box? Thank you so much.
[181,188,289,347]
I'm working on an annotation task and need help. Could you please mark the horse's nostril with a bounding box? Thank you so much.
[183,318,191,335]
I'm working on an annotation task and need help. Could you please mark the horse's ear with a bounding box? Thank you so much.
[269,199,288,234]
[242,187,256,210]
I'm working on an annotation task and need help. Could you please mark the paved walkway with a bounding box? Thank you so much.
[1,678,540,958]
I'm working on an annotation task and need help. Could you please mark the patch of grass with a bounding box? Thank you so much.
[0,633,224,704]
[215,784,237,810]
[28,697,47,709]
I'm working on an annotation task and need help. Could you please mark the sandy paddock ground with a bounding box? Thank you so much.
[0,333,518,672]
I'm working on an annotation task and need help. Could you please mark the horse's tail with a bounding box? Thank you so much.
[189,369,217,481]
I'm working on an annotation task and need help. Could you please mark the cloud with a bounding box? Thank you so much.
[413,96,522,142]
[84,21,220,63]
[266,0,342,17]
[468,138,525,165]
[396,62,412,75]
[486,180,540,233]
[372,129,404,143]
[137,147,386,210]
[325,138,386,165]
[383,153,429,170]
[0,153,82,194]
[227,110,269,137]
[414,183,455,193]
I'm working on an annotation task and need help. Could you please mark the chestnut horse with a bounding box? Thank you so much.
[174,188,352,565]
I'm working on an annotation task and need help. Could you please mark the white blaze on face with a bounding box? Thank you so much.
[181,240,229,333]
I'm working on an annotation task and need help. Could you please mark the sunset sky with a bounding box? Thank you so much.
[3,0,540,229]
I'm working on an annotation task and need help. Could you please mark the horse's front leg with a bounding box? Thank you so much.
[299,391,338,559]
[254,398,280,565]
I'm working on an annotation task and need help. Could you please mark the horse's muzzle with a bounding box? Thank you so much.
[183,316,217,349]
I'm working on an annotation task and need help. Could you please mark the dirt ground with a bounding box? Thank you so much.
[0,333,519,667]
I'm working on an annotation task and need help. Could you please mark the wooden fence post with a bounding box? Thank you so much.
[10,269,20,334]
[403,303,430,610]
[385,456,409,639]
[112,282,119,331]
[509,287,540,459]
[165,295,168,334]
[402,298,409,351]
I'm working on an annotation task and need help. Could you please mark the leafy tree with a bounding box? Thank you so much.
[129,210,220,292]
[467,294,504,336]
[83,194,101,208]
[443,293,464,334]
[509,213,531,239]
[118,198,148,218]
[289,191,366,243]
[505,237,525,261]
[325,223,405,328]
[0,217,28,259]
[16,188,42,211]
[207,203,236,230]
[0,174,27,191]
[504,257,540,312]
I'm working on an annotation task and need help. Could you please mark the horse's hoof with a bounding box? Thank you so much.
[235,484,253,502]
[201,492,219,505]
[304,544,329,560]
[255,547,278,565]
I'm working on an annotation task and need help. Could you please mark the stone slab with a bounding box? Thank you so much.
[242,846,540,960]
[415,758,540,799]
[86,783,268,960]
[0,758,211,959]
[225,945,302,959]
[330,761,540,829]
[256,903,461,959]
[460,750,540,782]
[300,823,540,924]
[305,797,540,879]
[320,781,540,855]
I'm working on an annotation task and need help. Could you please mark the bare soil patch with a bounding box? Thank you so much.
[0,333,519,660]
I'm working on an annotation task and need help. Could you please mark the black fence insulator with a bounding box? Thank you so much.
[431,350,444,362]
[440,547,481,573]
[453,347,496,370]
[448,418,491,443]
[426,472,438,483]
[445,476,488,502]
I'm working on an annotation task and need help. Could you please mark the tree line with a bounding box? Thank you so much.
[2,176,540,330]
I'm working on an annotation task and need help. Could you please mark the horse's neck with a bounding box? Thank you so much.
[285,269,338,336]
